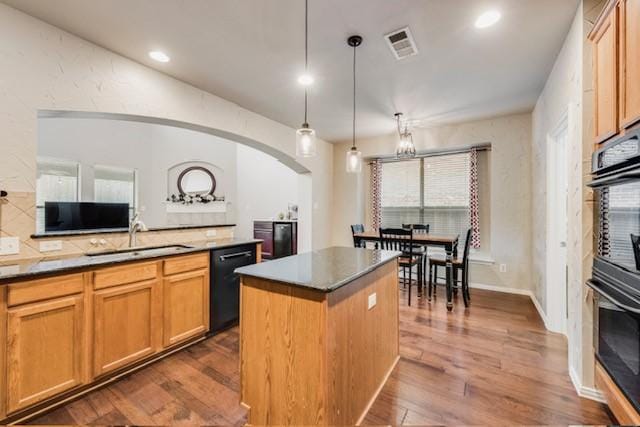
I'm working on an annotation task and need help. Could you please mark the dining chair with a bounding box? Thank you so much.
[379,227,422,306]
[350,224,365,248]
[402,224,430,292]
[428,228,472,307]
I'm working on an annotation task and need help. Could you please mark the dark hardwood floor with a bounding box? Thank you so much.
[30,287,612,425]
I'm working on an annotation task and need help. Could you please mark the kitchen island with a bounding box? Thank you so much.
[236,246,400,425]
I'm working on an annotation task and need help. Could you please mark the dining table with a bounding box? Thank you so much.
[353,231,460,311]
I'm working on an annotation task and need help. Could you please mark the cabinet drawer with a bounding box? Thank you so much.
[163,253,208,276]
[8,273,84,307]
[93,262,158,290]
[254,221,272,231]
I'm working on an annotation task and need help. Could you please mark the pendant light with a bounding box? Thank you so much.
[346,35,363,173]
[296,0,317,157]
[394,112,416,159]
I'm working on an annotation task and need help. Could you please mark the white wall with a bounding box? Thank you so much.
[532,0,604,396]
[0,3,333,260]
[332,113,532,292]
[235,144,304,240]
[38,117,238,228]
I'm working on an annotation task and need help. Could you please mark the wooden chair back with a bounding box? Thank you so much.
[351,224,365,248]
[379,227,414,257]
[462,228,472,267]
[402,223,430,234]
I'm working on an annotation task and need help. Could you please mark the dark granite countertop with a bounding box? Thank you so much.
[31,223,236,239]
[0,238,261,283]
[235,246,400,292]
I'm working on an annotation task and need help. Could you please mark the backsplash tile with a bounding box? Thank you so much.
[0,191,234,262]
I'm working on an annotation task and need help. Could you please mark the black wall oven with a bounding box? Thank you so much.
[588,127,640,411]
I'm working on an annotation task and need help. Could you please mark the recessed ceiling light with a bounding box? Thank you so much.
[297,73,314,86]
[149,51,170,63]
[475,10,501,29]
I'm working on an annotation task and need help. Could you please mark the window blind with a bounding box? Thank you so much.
[424,153,470,237]
[379,153,471,239]
[381,160,421,227]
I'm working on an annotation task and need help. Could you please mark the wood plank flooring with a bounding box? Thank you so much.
[29,288,612,425]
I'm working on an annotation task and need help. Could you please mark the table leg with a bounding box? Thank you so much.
[445,243,453,311]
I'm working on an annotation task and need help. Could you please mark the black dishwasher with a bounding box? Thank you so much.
[210,244,257,334]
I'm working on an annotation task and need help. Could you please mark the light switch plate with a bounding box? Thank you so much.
[206,229,217,238]
[368,292,377,310]
[40,240,63,252]
[0,237,20,255]
[499,263,507,273]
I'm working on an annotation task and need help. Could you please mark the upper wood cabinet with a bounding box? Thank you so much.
[93,279,161,376]
[6,295,84,413]
[592,6,619,143]
[591,0,640,144]
[620,0,640,128]
[163,269,209,347]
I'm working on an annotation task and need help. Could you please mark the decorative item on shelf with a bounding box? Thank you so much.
[346,35,363,173]
[177,166,216,197]
[167,193,223,205]
[278,212,285,220]
[394,112,417,159]
[296,0,317,158]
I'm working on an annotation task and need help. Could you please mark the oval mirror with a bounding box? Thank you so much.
[177,166,216,196]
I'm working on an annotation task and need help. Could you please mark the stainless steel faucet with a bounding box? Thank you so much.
[128,212,147,248]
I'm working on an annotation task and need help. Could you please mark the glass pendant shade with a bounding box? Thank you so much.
[396,133,416,158]
[296,125,317,157]
[346,147,363,173]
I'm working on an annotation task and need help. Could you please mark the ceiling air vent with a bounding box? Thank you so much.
[384,27,418,60]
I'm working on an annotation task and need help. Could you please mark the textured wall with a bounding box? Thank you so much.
[332,113,532,291]
[0,3,333,260]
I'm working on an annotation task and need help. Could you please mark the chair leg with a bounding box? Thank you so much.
[408,266,412,306]
[417,262,422,297]
[463,265,471,305]
[403,267,406,289]
[428,263,433,301]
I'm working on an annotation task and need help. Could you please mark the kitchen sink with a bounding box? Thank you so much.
[87,244,193,259]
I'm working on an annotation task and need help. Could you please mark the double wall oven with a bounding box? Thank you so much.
[588,127,640,411]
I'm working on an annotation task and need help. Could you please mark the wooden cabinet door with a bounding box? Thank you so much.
[620,0,640,128]
[163,269,209,347]
[93,280,161,376]
[6,295,84,413]
[593,7,619,143]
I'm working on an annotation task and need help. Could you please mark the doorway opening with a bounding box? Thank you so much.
[546,111,569,334]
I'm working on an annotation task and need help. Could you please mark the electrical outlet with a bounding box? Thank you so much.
[0,237,20,255]
[368,292,377,310]
[39,240,63,252]
[499,263,507,273]
[206,229,217,238]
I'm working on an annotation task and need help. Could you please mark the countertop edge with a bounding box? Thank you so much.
[237,249,400,293]
[0,239,262,284]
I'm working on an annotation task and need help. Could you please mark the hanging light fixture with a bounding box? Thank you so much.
[296,0,317,158]
[346,35,363,173]
[394,112,417,159]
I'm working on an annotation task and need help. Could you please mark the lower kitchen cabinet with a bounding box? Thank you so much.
[6,295,85,413]
[163,269,209,347]
[93,279,161,376]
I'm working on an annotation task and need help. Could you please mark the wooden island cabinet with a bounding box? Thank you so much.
[0,250,211,423]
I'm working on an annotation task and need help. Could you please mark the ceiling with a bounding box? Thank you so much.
[2,0,579,142]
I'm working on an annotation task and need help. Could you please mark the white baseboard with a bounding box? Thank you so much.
[468,282,551,330]
[570,366,606,403]
[469,283,605,404]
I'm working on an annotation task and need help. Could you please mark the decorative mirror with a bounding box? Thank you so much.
[177,166,216,196]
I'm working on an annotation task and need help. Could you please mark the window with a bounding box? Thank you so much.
[380,152,471,239]
[36,157,80,233]
[94,165,137,218]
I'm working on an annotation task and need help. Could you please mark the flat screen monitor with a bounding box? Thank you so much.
[44,202,129,233]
